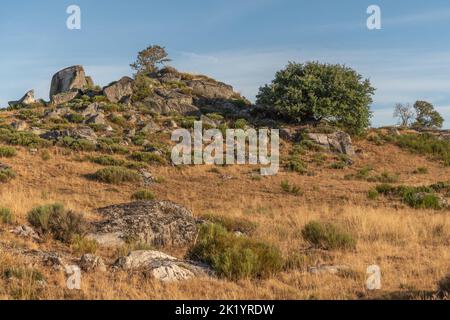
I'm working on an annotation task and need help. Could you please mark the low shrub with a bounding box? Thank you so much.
[286,158,307,174]
[301,221,356,250]
[131,190,155,201]
[27,203,88,242]
[0,167,16,183]
[40,150,51,161]
[58,136,96,152]
[367,189,379,200]
[130,151,166,165]
[374,183,446,210]
[92,166,142,184]
[0,208,13,224]
[388,133,450,165]
[0,146,17,158]
[199,213,257,234]
[0,128,50,148]
[281,180,302,195]
[189,223,283,280]
[413,167,428,174]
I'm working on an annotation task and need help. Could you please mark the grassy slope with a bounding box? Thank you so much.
[0,133,449,300]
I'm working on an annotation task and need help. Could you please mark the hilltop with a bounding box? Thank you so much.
[0,64,449,300]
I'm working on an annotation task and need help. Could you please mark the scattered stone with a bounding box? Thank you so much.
[140,120,161,134]
[92,201,198,248]
[114,250,212,282]
[140,169,155,186]
[82,103,100,117]
[103,76,134,103]
[42,252,67,271]
[11,225,41,242]
[85,112,106,125]
[11,120,29,132]
[308,265,350,275]
[307,131,356,156]
[79,254,107,272]
[200,115,217,128]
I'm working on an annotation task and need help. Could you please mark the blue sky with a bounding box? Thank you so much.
[1,0,450,128]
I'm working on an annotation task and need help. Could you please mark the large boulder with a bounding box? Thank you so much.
[8,90,36,107]
[103,77,134,103]
[49,65,91,100]
[114,250,212,282]
[187,80,235,100]
[307,131,356,156]
[90,201,197,247]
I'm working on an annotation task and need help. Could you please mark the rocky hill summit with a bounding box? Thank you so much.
[5,65,259,150]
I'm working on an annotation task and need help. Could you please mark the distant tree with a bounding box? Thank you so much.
[130,45,171,75]
[256,62,375,135]
[393,103,415,127]
[413,100,444,129]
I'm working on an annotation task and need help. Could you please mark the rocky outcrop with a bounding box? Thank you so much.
[8,90,36,107]
[114,250,212,282]
[40,127,98,142]
[187,80,235,100]
[91,201,197,247]
[103,77,134,103]
[50,65,92,101]
[307,131,356,156]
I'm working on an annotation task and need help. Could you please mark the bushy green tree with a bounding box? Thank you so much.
[413,100,444,129]
[130,45,171,75]
[256,62,375,134]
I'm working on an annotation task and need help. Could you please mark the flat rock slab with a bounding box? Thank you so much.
[115,250,212,282]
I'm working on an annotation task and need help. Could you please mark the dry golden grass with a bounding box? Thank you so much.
[0,138,449,300]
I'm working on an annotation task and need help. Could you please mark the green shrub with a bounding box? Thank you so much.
[65,113,85,124]
[131,190,155,201]
[401,191,442,210]
[393,133,450,165]
[109,114,128,127]
[40,150,51,161]
[130,151,166,165]
[234,119,248,130]
[413,167,428,174]
[92,166,142,184]
[301,221,356,250]
[199,213,257,234]
[88,155,125,167]
[27,203,64,235]
[189,224,283,280]
[330,162,347,170]
[286,158,307,174]
[367,189,379,200]
[0,146,16,158]
[281,180,302,195]
[71,235,99,255]
[27,203,88,242]
[0,167,16,183]
[59,137,96,152]
[375,183,446,210]
[49,210,88,243]
[0,208,13,224]
[0,128,50,148]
